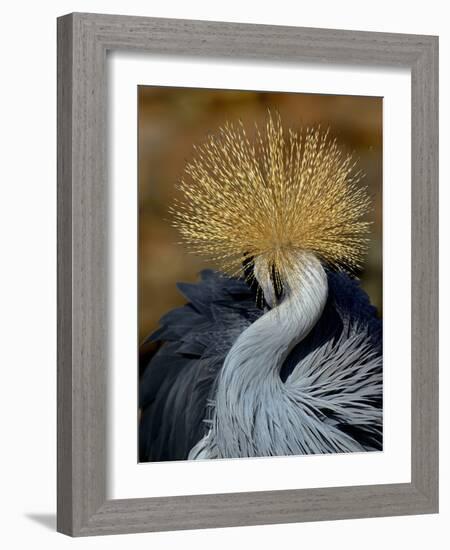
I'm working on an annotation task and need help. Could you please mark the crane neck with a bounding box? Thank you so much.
[197,252,328,458]
[243,251,329,378]
[223,251,329,384]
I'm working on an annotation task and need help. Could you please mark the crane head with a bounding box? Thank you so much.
[171,111,371,306]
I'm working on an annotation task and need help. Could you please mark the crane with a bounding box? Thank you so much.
[139,113,382,461]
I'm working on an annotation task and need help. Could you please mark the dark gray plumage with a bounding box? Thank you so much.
[139,269,382,462]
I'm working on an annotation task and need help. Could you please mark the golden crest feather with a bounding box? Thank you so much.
[171,112,371,283]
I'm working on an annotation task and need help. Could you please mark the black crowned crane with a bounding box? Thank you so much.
[139,113,382,462]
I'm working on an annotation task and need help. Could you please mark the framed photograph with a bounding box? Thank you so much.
[57,13,438,536]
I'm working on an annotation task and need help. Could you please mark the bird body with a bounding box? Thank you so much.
[139,113,382,462]
[139,266,382,461]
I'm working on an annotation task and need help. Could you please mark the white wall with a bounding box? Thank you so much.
[0,1,447,548]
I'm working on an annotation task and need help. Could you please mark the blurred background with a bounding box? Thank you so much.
[138,86,382,345]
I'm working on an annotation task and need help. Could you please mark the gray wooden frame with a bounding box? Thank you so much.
[57,12,439,537]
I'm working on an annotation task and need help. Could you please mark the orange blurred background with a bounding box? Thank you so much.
[138,86,382,344]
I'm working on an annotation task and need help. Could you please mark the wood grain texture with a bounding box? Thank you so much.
[57,14,74,535]
[57,12,439,537]
[410,35,439,505]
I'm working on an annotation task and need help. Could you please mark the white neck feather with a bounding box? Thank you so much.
[189,252,328,459]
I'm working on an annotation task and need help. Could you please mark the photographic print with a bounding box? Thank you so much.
[57,15,438,535]
[138,87,382,462]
